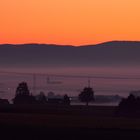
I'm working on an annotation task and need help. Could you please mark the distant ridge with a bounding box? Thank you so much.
[0,41,140,67]
[81,41,140,47]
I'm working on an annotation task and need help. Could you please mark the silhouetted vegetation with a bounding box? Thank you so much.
[63,94,70,105]
[79,87,94,106]
[13,82,71,106]
[13,82,36,104]
[118,93,140,117]
[36,91,47,104]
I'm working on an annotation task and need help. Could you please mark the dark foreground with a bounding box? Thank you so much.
[2,125,140,140]
[0,105,140,140]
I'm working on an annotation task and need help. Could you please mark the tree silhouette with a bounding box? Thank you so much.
[79,87,94,106]
[36,91,47,104]
[119,94,136,110]
[118,93,140,117]
[13,82,36,104]
[63,94,70,105]
[16,82,30,96]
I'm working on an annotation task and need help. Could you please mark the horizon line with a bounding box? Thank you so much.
[0,40,140,47]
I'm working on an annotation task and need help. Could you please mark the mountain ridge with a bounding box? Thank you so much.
[0,41,140,67]
[1,40,140,48]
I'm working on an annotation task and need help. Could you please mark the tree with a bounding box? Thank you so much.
[36,91,47,104]
[13,82,36,104]
[15,82,30,96]
[79,87,94,106]
[117,93,140,117]
[118,94,136,110]
[63,94,70,105]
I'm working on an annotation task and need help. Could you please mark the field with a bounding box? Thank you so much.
[0,105,140,139]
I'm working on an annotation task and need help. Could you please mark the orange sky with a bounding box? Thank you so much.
[0,0,140,45]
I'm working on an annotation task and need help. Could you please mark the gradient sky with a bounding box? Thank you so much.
[0,0,140,45]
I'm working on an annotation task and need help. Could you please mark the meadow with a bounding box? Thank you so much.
[0,105,140,139]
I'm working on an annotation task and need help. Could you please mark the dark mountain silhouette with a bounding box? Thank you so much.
[0,41,140,67]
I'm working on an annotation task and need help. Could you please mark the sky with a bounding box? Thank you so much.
[0,0,140,45]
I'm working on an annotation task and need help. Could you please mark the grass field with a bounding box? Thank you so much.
[0,105,140,139]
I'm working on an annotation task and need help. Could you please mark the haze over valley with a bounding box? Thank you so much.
[1,41,140,101]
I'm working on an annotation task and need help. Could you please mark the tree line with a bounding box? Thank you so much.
[11,82,94,106]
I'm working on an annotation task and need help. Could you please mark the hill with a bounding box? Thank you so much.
[0,41,140,67]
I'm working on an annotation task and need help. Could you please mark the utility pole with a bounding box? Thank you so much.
[88,77,91,87]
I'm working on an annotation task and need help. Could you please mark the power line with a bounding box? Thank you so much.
[0,70,140,79]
